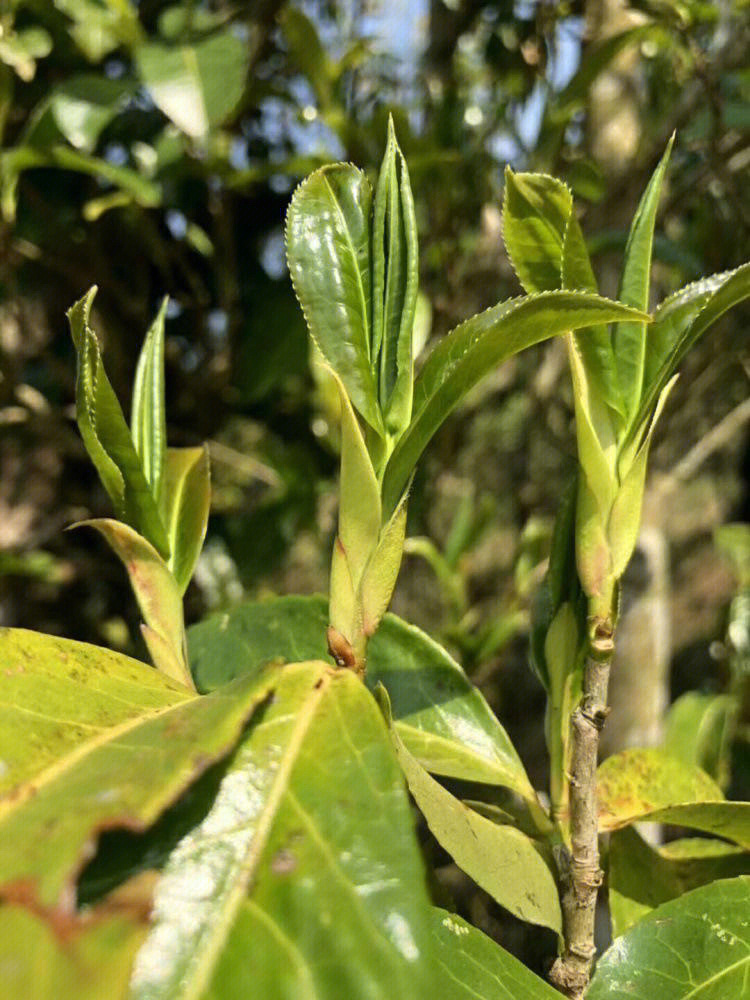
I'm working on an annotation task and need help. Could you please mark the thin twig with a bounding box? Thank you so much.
[549,618,614,999]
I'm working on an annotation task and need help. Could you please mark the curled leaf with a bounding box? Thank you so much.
[67,288,169,557]
[73,518,191,688]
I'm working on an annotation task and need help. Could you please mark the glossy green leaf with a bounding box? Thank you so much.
[634,262,750,437]
[664,692,738,788]
[431,908,561,999]
[608,827,750,937]
[597,748,750,848]
[381,291,650,516]
[67,288,169,557]
[135,31,249,140]
[75,519,189,687]
[372,117,418,440]
[503,168,622,416]
[286,164,383,434]
[502,169,570,293]
[0,902,149,1000]
[160,446,211,595]
[386,713,561,933]
[131,298,168,505]
[0,628,273,909]
[187,595,538,800]
[529,475,583,691]
[130,662,438,1000]
[613,136,673,422]
[588,876,750,999]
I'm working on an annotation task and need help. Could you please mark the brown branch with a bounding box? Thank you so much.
[549,617,614,999]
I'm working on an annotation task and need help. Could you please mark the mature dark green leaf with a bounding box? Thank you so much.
[188,595,537,799]
[633,262,750,437]
[664,692,737,788]
[597,748,750,848]
[614,136,673,422]
[286,164,383,434]
[135,30,249,140]
[130,662,438,999]
[372,117,418,439]
[588,876,750,999]
[608,827,750,937]
[388,717,561,933]
[382,292,650,516]
[131,298,168,505]
[67,288,169,557]
[431,908,561,999]
[0,628,272,909]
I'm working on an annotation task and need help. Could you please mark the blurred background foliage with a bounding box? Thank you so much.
[1,0,749,964]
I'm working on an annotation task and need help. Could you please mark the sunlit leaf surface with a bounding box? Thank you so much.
[187,595,536,798]
[136,31,249,140]
[431,908,561,999]
[0,628,271,908]
[381,292,649,515]
[588,877,750,999]
[0,902,148,1000]
[390,722,561,933]
[130,661,438,1000]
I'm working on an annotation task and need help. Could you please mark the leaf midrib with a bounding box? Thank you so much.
[322,172,371,360]
[0,685,194,821]
[184,669,331,1000]
[680,951,750,999]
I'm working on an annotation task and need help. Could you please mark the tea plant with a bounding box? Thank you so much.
[0,125,748,1000]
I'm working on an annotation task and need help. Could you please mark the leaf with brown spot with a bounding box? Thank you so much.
[0,900,149,1000]
[130,661,441,999]
[0,628,274,910]
[597,748,750,848]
